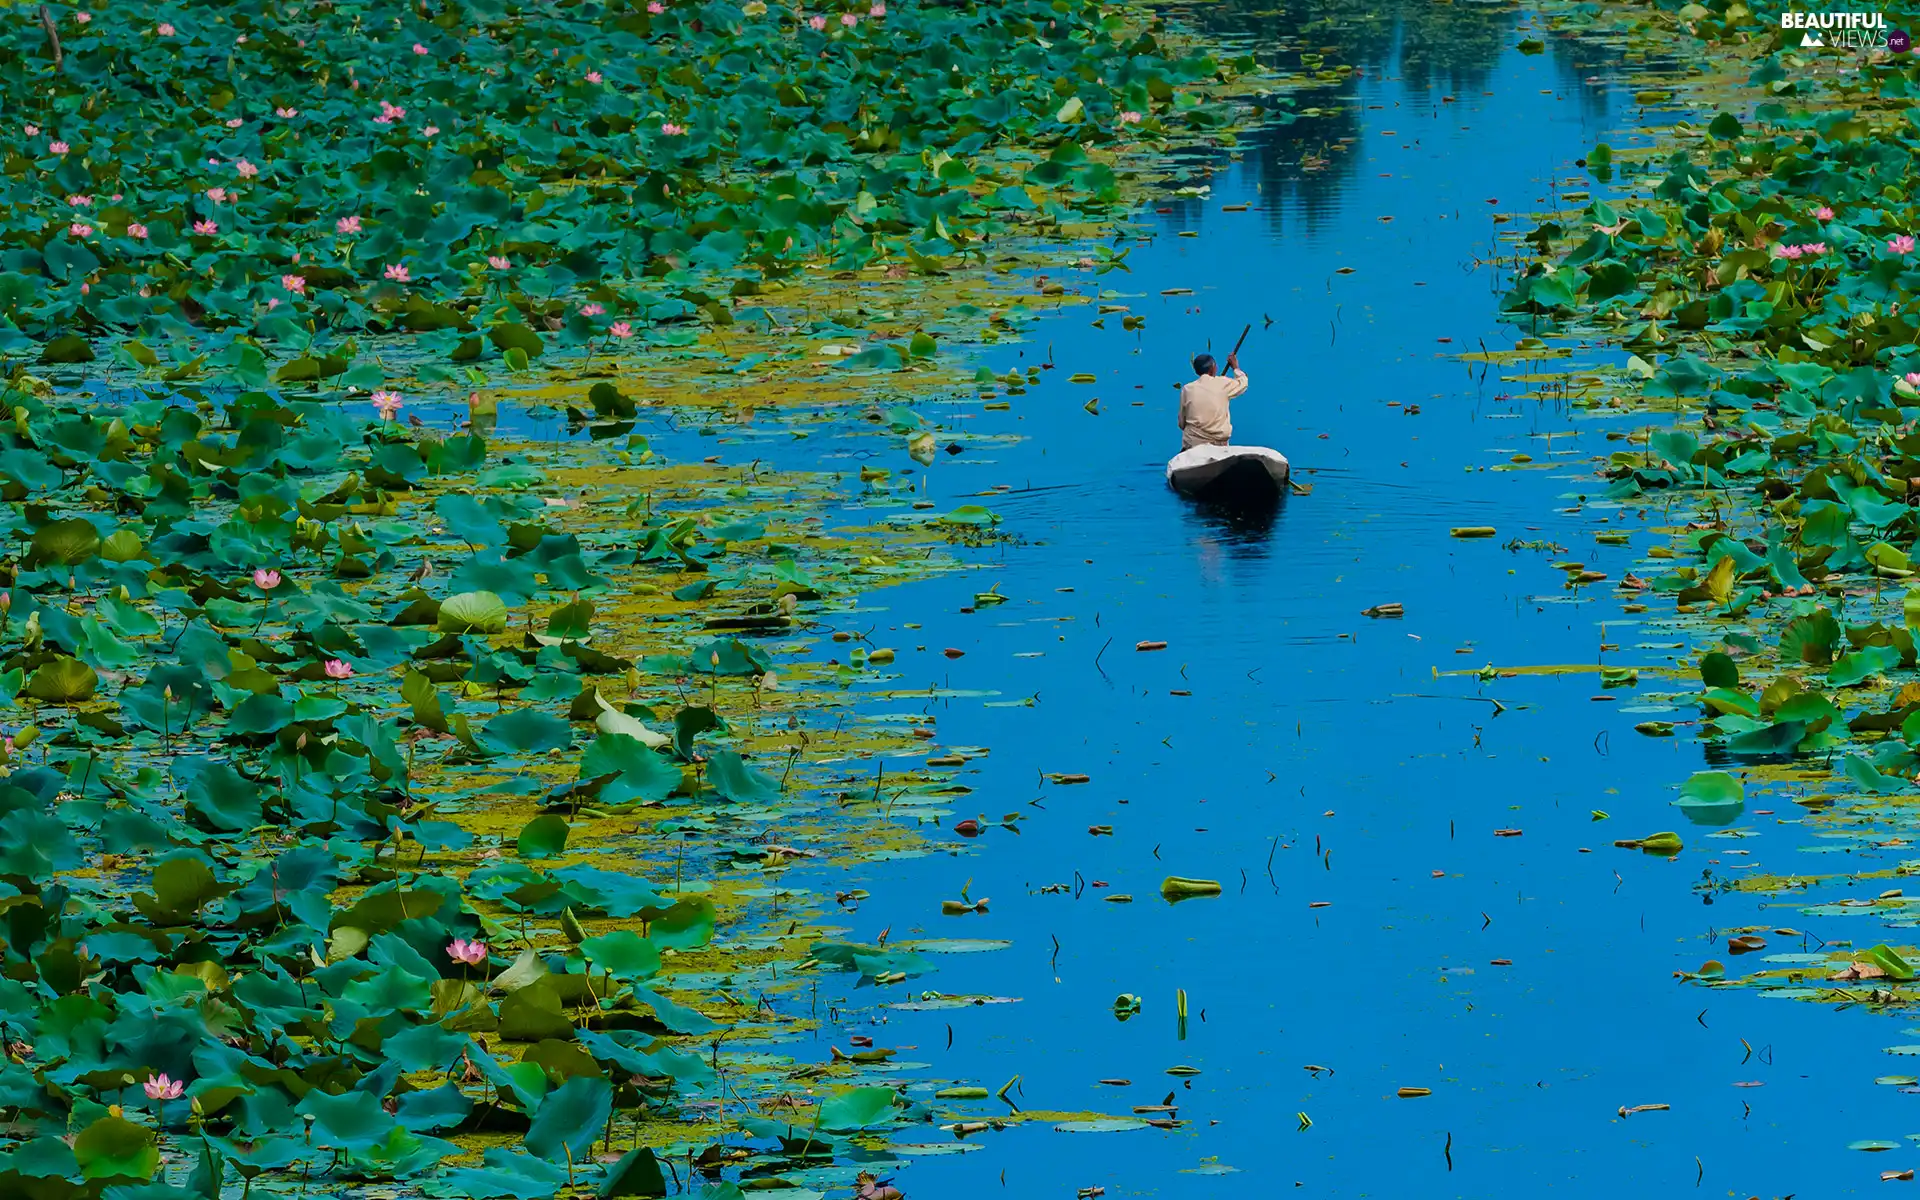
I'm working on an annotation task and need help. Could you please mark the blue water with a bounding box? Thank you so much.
[546,8,1908,1195]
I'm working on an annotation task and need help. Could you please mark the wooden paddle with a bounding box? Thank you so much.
[1227,323,1250,368]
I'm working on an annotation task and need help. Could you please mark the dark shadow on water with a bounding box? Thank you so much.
[1178,495,1284,564]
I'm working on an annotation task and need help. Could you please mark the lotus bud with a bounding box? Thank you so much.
[1,592,11,612]
[296,732,308,751]
[779,593,797,616]
[163,686,173,701]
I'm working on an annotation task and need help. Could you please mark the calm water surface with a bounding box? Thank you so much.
[586,5,1906,1194]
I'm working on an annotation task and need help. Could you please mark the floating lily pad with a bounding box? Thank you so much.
[901,939,1012,954]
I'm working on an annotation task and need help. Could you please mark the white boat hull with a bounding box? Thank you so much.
[1166,444,1290,505]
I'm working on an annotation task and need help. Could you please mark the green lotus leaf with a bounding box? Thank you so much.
[30,518,100,567]
[438,590,509,634]
[598,1147,668,1198]
[581,929,660,980]
[705,750,779,804]
[297,1089,400,1153]
[1675,771,1744,826]
[72,1114,158,1181]
[517,814,570,859]
[25,657,97,702]
[644,896,715,950]
[816,1085,899,1131]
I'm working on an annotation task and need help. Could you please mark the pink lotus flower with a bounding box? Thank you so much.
[661,122,686,136]
[281,274,306,294]
[384,263,410,282]
[75,11,90,22]
[266,297,280,310]
[253,569,281,590]
[193,219,218,235]
[156,23,174,37]
[336,214,362,234]
[610,321,633,339]
[487,255,510,270]
[1801,241,1828,255]
[1892,234,1916,255]
[48,141,69,155]
[808,14,826,29]
[275,107,299,119]
[1815,205,1834,220]
[126,222,148,239]
[648,1,665,11]
[235,159,258,178]
[586,70,603,83]
[23,125,38,137]
[1119,110,1142,124]
[412,42,429,55]
[143,1074,184,1101]
[66,194,90,207]
[225,118,243,129]
[1905,372,1920,388]
[580,302,605,316]
[870,2,885,14]
[323,659,353,679]
[68,222,92,237]
[235,34,246,43]
[206,187,228,203]
[372,390,403,419]
[1772,243,1802,260]
[447,938,488,965]
[422,124,440,138]
[840,11,857,25]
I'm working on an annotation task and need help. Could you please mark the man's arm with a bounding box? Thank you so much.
[1222,353,1248,399]
[1176,388,1189,430]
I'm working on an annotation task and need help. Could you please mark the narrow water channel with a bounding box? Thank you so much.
[705,6,1916,1197]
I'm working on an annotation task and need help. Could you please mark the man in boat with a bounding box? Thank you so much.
[1177,351,1248,451]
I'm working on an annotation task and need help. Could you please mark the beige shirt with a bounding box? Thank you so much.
[1178,369,1249,450]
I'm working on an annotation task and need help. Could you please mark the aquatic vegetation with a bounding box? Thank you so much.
[0,0,1246,373]
[0,0,1295,1193]
[0,360,1027,1193]
[1510,2,1920,1049]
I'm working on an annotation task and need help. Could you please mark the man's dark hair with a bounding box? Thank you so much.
[1192,353,1216,376]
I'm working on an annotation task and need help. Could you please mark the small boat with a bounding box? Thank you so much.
[1166,444,1290,507]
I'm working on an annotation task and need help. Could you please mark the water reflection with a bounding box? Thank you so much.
[1158,0,1616,234]
[1181,493,1282,551]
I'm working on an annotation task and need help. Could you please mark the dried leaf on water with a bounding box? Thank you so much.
[1160,876,1222,900]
